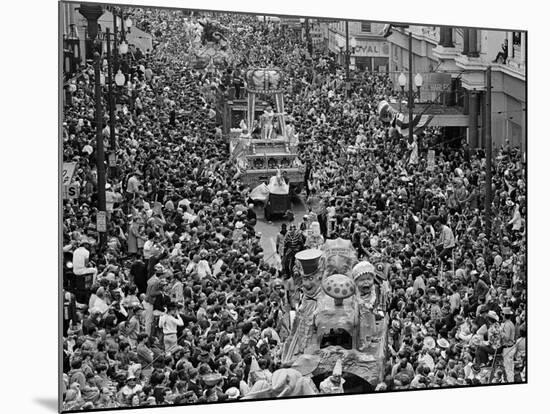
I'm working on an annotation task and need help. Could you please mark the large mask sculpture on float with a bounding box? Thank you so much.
[352,261,378,352]
[281,249,325,359]
[294,248,325,299]
[281,239,388,387]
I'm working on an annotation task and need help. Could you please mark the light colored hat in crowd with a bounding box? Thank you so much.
[502,307,514,315]
[235,221,245,229]
[423,336,436,349]
[437,338,450,349]
[487,310,500,321]
[225,387,240,399]
[202,372,223,387]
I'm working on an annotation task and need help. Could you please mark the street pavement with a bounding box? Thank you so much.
[254,195,307,266]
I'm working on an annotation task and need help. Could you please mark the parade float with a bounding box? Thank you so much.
[229,67,305,193]
[377,99,434,137]
[280,239,391,393]
[185,17,233,69]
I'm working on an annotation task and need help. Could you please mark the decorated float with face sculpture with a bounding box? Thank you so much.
[281,238,391,393]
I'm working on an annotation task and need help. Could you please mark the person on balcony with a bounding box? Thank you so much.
[493,40,508,64]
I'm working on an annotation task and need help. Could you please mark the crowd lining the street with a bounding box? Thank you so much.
[62,9,526,410]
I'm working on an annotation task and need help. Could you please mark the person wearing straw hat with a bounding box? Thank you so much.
[500,306,516,382]
[319,359,345,394]
[475,310,503,366]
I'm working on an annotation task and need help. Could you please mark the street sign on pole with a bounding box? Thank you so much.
[62,162,77,185]
[63,184,80,199]
[108,152,117,167]
[97,211,107,233]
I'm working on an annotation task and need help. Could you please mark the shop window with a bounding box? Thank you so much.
[508,121,522,148]
[361,22,371,33]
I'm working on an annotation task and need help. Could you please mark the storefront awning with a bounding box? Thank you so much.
[388,102,469,127]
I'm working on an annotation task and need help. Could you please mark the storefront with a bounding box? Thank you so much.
[351,40,390,72]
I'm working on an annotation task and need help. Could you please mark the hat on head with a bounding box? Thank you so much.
[502,307,514,315]
[423,336,436,349]
[487,310,499,322]
[225,387,240,399]
[202,372,222,387]
[437,338,450,349]
[352,261,375,281]
[295,249,323,276]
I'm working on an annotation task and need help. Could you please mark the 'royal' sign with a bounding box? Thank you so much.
[353,41,390,57]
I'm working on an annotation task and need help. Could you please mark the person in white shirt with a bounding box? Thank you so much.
[159,304,184,352]
[508,203,523,232]
[105,184,123,216]
[72,241,97,282]
[435,219,455,261]
[126,173,141,195]
[143,232,162,260]
[197,257,212,279]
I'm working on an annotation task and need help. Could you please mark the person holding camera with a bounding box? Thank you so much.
[159,302,184,352]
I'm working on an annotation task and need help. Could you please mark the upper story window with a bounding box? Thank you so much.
[361,22,371,32]
[513,32,522,46]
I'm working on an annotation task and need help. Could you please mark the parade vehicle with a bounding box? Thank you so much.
[263,170,292,221]
[280,240,391,392]
[263,192,292,221]
[228,67,305,194]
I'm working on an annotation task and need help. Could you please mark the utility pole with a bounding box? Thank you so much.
[79,3,107,249]
[305,17,312,55]
[106,28,117,176]
[345,20,350,98]
[113,9,119,72]
[408,30,414,144]
[94,50,107,249]
[485,66,493,237]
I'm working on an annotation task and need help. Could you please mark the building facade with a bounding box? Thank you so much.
[432,27,526,151]
[327,21,390,72]
[382,25,525,151]
[61,2,153,80]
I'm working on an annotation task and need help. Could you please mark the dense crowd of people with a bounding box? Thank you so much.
[62,8,526,410]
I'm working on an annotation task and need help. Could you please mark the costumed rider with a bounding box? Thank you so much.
[352,261,379,351]
[320,359,345,394]
[268,168,290,195]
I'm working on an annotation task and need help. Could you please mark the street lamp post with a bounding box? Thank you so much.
[79,3,107,249]
[485,66,493,237]
[398,72,406,112]
[345,20,350,98]
[408,31,413,144]
[397,70,423,140]
[113,9,119,72]
[105,28,117,176]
